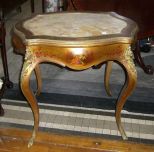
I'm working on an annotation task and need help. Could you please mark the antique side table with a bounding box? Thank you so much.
[12,12,138,147]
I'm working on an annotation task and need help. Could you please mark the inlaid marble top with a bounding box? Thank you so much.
[14,12,138,46]
[24,13,127,37]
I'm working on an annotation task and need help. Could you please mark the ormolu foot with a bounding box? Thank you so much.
[28,131,36,148]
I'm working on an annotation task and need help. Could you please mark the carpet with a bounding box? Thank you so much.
[142,54,154,66]
[3,81,154,114]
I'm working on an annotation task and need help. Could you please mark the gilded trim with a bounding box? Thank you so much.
[21,48,36,80]
[122,46,137,75]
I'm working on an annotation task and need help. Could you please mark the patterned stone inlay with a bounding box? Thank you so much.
[23,13,127,38]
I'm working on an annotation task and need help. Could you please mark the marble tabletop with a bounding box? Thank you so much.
[14,12,138,46]
[23,12,127,37]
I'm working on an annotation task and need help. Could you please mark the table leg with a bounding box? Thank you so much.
[0,41,13,89]
[133,41,153,74]
[0,101,4,116]
[34,65,42,96]
[116,46,137,140]
[104,61,113,96]
[42,0,45,13]
[0,20,13,116]
[30,0,35,13]
[20,53,39,147]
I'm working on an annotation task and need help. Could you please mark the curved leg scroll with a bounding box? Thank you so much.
[34,65,42,96]
[104,61,113,96]
[20,51,39,147]
[116,46,137,140]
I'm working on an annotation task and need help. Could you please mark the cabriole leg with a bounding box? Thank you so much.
[104,61,113,96]
[34,65,42,96]
[20,50,39,147]
[116,46,137,140]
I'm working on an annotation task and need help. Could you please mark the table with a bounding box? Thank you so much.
[12,12,138,147]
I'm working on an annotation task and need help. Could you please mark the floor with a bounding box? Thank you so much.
[1,128,154,152]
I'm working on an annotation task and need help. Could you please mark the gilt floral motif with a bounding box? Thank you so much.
[71,55,86,65]
[123,46,137,75]
[21,48,37,80]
